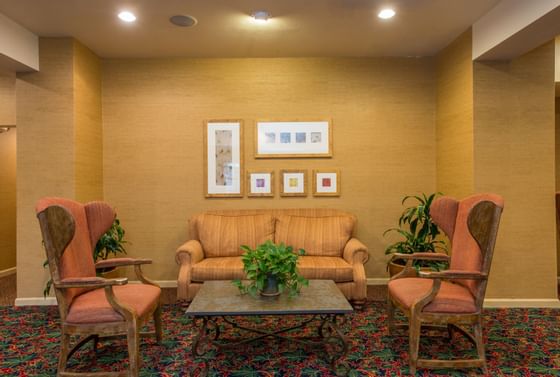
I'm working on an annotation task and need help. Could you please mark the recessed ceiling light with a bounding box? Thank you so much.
[170,15,198,27]
[378,8,396,19]
[252,10,270,23]
[118,11,136,23]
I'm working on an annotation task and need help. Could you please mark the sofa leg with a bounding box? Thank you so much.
[351,299,366,310]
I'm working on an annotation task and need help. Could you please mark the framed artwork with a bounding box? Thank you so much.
[280,169,307,197]
[204,120,243,197]
[247,170,274,197]
[255,120,332,158]
[313,170,340,197]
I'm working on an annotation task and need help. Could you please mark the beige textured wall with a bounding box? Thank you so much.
[102,57,437,281]
[436,30,474,199]
[556,97,560,276]
[0,128,16,271]
[74,40,103,202]
[0,69,16,271]
[474,41,557,299]
[16,38,75,297]
[0,69,16,125]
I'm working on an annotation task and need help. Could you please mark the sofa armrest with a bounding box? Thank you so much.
[343,238,369,265]
[175,240,204,265]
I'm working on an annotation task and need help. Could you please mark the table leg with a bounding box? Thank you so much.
[318,314,350,376]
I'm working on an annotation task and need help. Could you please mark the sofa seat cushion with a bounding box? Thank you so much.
[192,257,245,281]
[388,278,476,313]
[275,215,354,257]
[197,214,275,258]
[66,284,161,324]
[297,256,353,282]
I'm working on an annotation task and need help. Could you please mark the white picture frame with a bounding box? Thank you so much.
[204,120,243,197]
[313,169,340,197]
[247,170,274,197]
[280,169,307,197]
[255,120,332,158]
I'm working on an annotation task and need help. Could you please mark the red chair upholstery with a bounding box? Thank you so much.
[36,197,162,377]
[387,193,504,374]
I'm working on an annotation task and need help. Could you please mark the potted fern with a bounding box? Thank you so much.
[384,192,448,275]
[233,240,309,298]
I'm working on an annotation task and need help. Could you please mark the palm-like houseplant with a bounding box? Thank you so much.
[233,240,309,298]
[384,192,448,273]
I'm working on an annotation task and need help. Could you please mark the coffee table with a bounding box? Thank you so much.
[186,279,354,376]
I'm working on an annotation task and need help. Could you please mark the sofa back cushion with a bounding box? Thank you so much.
[274,215,354,257]
[197,214,275,257]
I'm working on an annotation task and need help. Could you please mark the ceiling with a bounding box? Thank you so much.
[0,0,501,59]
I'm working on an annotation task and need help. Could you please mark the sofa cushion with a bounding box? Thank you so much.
[197,214,275,257]
[297,256,353,282]
[192,257,245,281]
[275,215,354,257]
[388,277,476,313]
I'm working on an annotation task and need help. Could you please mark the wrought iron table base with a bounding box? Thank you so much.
[191,314,350,376]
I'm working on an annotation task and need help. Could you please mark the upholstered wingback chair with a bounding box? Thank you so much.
[387,193,504,374]
[36,197,162,377]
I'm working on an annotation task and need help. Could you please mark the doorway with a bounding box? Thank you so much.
[0,126,16,305]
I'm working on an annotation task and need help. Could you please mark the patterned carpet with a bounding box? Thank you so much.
[1,303,559,376]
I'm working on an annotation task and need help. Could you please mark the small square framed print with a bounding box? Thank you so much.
[280,169,307,197]
[313,170,340,197]
[247,170,274,197]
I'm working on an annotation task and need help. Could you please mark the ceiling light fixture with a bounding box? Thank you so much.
[252,10,270,23]
[0,127,11,133]
[170,15,198,27]
[118,11,137,23]
[378,8,396,19]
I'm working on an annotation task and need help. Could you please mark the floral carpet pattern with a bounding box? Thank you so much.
[0,303,559,376]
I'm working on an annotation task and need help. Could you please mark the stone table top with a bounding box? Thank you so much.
[186,280,353,316]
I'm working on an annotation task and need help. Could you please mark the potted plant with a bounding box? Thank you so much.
[43,217,128,296]
[233,240,309,298]
[384,192,448,276]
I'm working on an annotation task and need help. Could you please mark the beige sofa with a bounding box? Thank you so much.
[175,209,369,306]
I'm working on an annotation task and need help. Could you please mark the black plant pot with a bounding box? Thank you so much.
[260,274,281,297]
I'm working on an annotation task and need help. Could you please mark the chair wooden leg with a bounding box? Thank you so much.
[408,317,421,375]
[473,318,487,374]
[127,319,140,377]
[386,297,395,335]
[154,305,162,343]
[58,332,70,375]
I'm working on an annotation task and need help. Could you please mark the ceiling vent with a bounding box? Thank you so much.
[169,15,198,28]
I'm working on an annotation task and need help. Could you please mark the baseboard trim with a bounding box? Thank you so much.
[0,267,16,278]
[367,278,389,285]
[15,297,57,306]
[483,298,560,308]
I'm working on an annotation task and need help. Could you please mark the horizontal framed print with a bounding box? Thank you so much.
[247,170,274,197]
[204,120,243,198]
[313,170,340,197]
[255,120,332,158]
[280,169,307,197]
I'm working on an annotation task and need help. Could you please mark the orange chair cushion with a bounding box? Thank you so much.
[388,277,477,313]
[192,257,246,281]
[65,284,161,324]
[275,215,354,257]
[297,256,353,282]
[197,214,275,257]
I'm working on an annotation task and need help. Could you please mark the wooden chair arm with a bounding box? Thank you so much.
[95,258,152,269]
[390,252,450,262]
[418,270,487,280]
[56,277,128,289]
